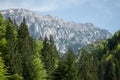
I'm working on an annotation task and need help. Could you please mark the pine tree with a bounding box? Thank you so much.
[104,59,116,80]
[54,48,78,80]
[18,17,34,80]
[97,61,105,80]
[31,55,47,80]
[114,58,120,80]
[49,35,59,69]
[0,13,7,54]
[4,18,23,79]
[0,52,7,80]
[78,49,98,80]
[41,35,59,80]
[0,13,5,38]
[31,40,47,80]
[65,48,79,80]
[53,60,67,80]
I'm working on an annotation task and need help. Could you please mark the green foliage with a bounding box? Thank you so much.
[0,53,7,80]
[117,43,120,50]
[97,61,105,80]
[0,14,7,53]
[65,48,79,80]
[78,29,120,80]
[9,74,23,80]
[53,60,67,80]
[36,41,43,52]
[104,59,116,80]
[31,55,47,80]
[79,50,98,80]
[0,13,6,38]
[54,48,79,80]
[113,49,120,80]
[18,18,36,80]
[2,18,23,80]
[30,40,47,80]
[0,38,7,53]
[1,17,23,80]
[41,35,59,80]
[0,12,120,80]
[17,17,47,80]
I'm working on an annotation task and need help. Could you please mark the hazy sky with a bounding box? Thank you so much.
[0,0,120,34]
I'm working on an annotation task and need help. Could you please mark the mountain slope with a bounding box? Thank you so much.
[0,9,112,53]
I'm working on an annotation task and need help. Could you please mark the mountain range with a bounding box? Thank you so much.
[0,9,112,53]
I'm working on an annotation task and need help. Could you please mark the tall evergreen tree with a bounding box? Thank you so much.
[53,60,67,80]
[31,40,47,80]
[49,35,59,69]
[4,18,23,80]
[54,48,78,80]
[0,52,7,80]
[41,35,59,80]
[0,13,5,38]
[0,13,7,54]
[104,59,116,80]
[114,49,120,80]
[31,55,47,80]
[18,17,35,80]
[0,14,7,80]
[65,48,79,80]
[78,49,98,80]
[97,61,105,80]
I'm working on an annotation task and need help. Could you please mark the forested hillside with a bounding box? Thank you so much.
[0,13,120,80]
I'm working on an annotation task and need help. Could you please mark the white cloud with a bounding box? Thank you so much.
[0,0,86,12]
[31,5,57,12]
[0,0,120,15]
[0,0,57,12]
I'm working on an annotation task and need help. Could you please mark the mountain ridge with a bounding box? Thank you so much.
[0,9,112,53]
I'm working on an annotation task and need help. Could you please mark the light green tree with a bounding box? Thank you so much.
[31,55,47,80]
[31,40,47,80]
[0,53,7,80]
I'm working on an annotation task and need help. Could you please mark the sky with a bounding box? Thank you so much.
[0,0,120,34]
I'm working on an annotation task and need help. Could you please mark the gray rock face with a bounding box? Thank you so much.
[0,9,112,53]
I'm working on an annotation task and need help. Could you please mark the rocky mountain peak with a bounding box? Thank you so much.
[0,9,112,53]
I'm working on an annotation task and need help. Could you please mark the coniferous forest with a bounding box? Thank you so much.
[0,13,120,80]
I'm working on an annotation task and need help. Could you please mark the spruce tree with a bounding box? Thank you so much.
[0,52,7,80]
[4,18,23,79]
[53,60,67,80]
[114,49,120,80]
[41,35,59,80]
[78,49,98,80]
[31,40,47,80]
[54,48,78,80]
[0,13,5,38]
[104,59,116,80]
[31,55,47,80]
[97,61,105,80]
[18,17,34,80]
[49,35,59,69]
[0,13,7,54]
[65,48,79,80]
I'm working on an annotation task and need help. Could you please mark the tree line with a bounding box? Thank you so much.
[0,13,120,80]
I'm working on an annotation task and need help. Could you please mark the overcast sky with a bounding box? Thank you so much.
[0,0,120,34]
